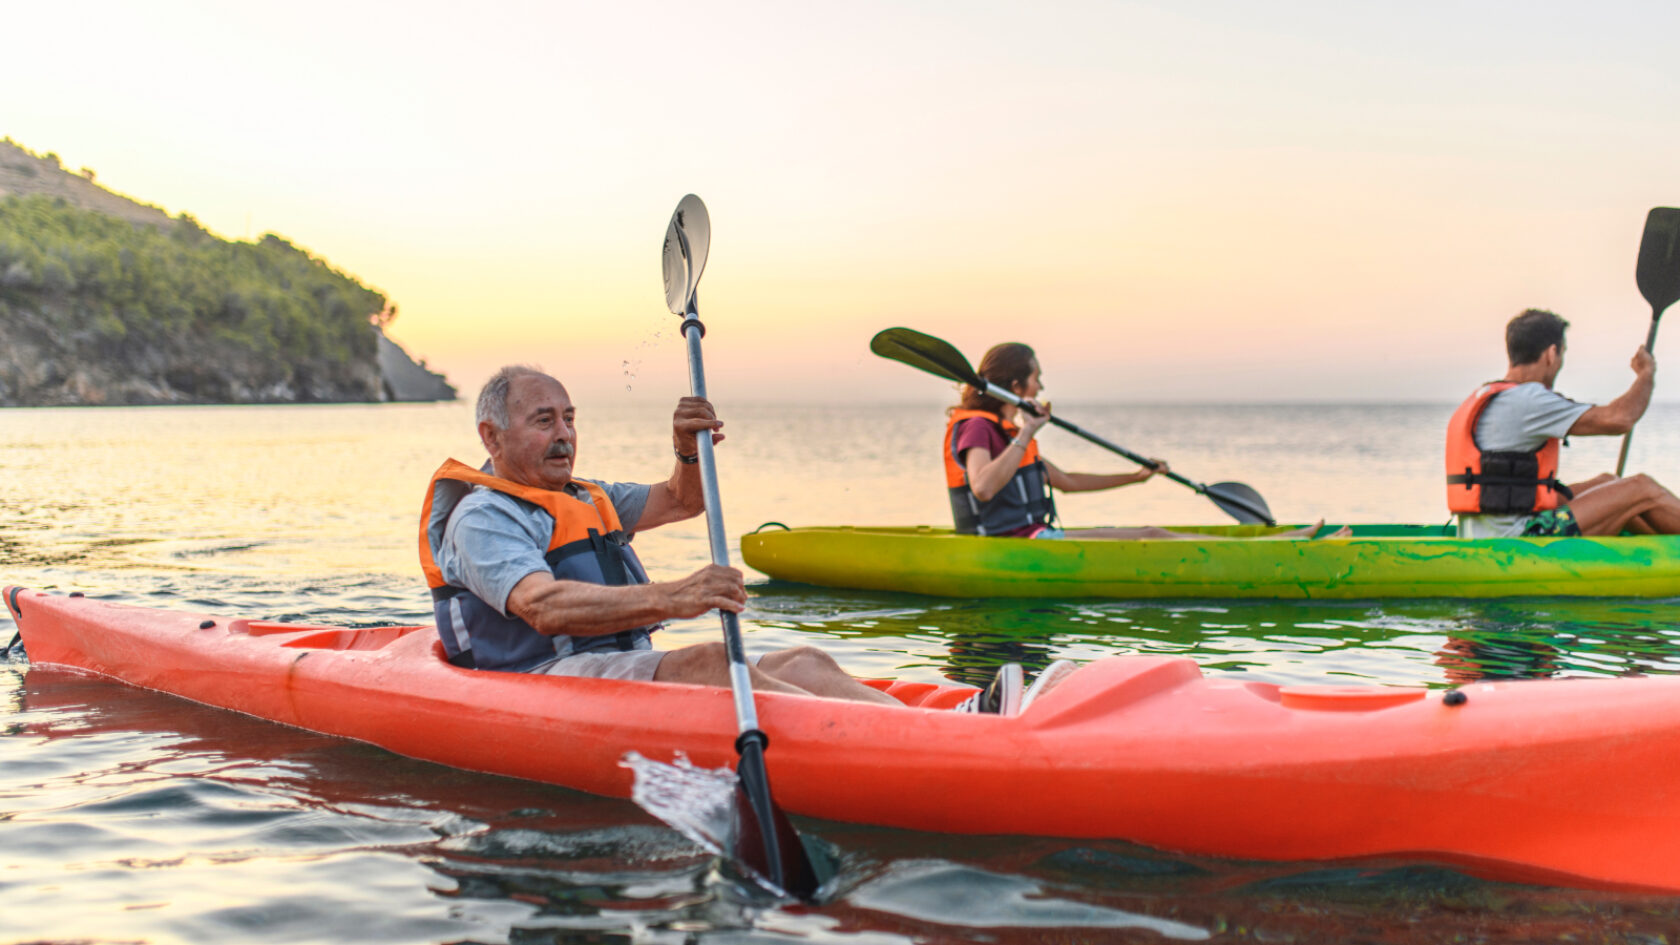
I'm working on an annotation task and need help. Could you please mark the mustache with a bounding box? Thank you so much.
[545,441,574,459]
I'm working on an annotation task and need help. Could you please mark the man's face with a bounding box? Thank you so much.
[1544,342,1566,387]
[483,374,577,490]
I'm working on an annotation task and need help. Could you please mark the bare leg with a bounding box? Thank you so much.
[1062,520,1331,541]
[656,642,899,706]
[757,646,901,705]
[1061,525,1207,540]
[1568,474,1680,535]
[1568,473,1617,494]
[655,642,812,695]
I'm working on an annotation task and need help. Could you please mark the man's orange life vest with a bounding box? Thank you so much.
[1445,383,1572,516]
[944,409,1055,535]
[420,458,655,671]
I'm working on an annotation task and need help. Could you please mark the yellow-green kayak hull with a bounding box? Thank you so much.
[739,524,1680,599]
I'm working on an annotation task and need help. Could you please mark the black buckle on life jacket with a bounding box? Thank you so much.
[1448,451,1573,514]
[586,528,631,585]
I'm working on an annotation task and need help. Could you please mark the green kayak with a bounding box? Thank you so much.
[739,524,1680,599]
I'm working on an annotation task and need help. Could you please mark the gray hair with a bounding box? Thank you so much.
[476,365,548,429]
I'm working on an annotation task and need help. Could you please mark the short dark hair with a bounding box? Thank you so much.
[1506,309,1569,366]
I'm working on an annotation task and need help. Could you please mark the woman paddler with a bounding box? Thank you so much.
[945,342,1330,540]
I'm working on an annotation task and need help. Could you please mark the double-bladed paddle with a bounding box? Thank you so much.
[661,195,825,901]
[870,327,1277,526]
[1615,207,1680,476]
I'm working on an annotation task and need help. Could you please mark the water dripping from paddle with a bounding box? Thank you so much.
[622,751,840,901]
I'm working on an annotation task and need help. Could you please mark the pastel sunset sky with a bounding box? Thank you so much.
[6,0,1677,405]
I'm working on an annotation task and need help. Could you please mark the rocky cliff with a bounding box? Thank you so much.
[0,138,454,406]
[377,331,456,401]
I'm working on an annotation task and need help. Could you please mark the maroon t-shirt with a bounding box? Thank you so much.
[951,417,1040,537]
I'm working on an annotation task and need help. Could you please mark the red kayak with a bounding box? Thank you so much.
[10,584,1680,893]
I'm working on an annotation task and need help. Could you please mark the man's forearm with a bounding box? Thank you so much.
[1609,374,1656,429]
[663,460,707,517]
[511,578,677,637]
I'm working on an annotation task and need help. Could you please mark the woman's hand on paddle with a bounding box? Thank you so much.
[673,396,724,455]
[667,564,747,616]
[1138,458,1169,480]
[1017,399,1052,440]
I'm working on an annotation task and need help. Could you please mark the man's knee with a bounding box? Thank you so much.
[1624,473,1675,501]
[762,645,841,677]
[656,641,729,683]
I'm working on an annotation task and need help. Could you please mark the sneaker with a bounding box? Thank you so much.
[954,663,1023,715]
[1021,660,1078,711]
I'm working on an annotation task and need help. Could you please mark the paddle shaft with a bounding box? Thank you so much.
[1615,312,1663,477]
[680,305,757,719]
[978,380,1275,523]
[680,300,787,889]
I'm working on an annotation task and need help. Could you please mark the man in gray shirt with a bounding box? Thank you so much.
[1454,309,1680,538]
[421,366,906,705]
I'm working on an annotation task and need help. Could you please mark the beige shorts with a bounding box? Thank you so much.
[528,648,764,682]
[531,649,668,681]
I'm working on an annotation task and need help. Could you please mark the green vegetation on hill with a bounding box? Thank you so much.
[0,195,386,367]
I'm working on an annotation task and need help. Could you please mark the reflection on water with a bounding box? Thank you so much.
[748,584,1680,688]
[10,402,1680,942]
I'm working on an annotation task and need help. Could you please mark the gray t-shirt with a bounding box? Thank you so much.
[434,476,653,617]
[1456,382,1589,538]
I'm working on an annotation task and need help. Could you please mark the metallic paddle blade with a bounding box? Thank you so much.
[869,327,982,386]
[1205,481,1275,525]
[662,218,690,315]
[1637,207,1680,316]
[663,194,711,315]
[674,194,710,294]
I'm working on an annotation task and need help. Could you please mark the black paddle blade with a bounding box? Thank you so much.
[1637,208,1680,317]
[661,218,689,315]
[870,327,982,386]
[732,736,824,901]
[1204,481,1274,526]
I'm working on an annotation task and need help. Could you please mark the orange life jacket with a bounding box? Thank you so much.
[420,458,655,671]
[943,409,1055,535]
[1445,383,1572,515]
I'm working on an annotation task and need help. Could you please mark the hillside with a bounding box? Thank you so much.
[0,139,454,406]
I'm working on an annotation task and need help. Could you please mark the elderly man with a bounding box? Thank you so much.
[1448,308,1680,537]
[419,365,917,705]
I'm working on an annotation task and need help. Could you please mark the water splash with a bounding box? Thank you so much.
[621,751,737,864]
[622,750,829,902]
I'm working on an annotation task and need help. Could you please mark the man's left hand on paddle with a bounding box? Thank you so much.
[673,396,724,454]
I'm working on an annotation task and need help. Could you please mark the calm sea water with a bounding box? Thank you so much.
[7,399,1680,944]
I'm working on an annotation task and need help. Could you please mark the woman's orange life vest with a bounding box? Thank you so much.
[943,409,1055,535]
[1445,382,1572,515]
